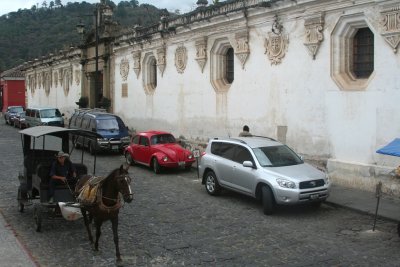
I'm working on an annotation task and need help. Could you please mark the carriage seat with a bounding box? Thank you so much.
[36,163,88,190]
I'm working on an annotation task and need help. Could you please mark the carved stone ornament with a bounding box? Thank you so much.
[29,74,35,93]
[304,14,324,59]
[175,46,187,74]
[380,5,400,53]
[132,51,141,78]
[120,58,130,81]
[235,31,250,69]
[195,37,207,73]
[44,71,52,96]
[75,70,81,85]
[156,46,166,77]
[264,31,289,65]
[62,67,72,96]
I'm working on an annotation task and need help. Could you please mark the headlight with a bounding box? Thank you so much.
[162,156,168,162]
[188,154,193,159]
[276,178,296,189]
[324,174,330,185]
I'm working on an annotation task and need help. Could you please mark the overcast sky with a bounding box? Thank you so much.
[0,0,200,16]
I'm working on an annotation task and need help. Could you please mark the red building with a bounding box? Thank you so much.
[0,66,25,113]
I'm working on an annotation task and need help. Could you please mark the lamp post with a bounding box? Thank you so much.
[76,1,113,108]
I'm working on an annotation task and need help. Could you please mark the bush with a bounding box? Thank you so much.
[75,96,88,108]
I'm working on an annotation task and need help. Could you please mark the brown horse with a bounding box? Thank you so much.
[75,164,133,265]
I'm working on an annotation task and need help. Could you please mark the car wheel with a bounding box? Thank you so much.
[205,171,221,196]
[125,152,135,166]
[152,157,161,174]
[261,186,276,215]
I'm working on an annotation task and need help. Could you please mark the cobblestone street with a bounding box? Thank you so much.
[1,122,400,266]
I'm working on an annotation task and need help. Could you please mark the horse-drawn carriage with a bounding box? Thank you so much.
[17,126,133,264]
[17,126,99,231]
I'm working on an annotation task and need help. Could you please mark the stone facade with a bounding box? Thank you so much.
[22,0,400,195]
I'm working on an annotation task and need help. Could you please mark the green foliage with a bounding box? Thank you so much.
[0,1,165,71]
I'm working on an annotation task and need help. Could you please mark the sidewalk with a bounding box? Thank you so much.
[326,183,400,222]
[0,183,398,266]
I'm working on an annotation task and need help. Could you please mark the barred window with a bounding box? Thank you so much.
[352,28,374,78]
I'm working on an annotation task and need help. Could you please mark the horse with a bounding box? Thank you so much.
[75,164,133,265]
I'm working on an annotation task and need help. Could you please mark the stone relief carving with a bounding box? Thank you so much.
[62,67,72,96]
[265,16,289,65]
[74,70,80,85]
[120,58,130,81]
[175,46,187,74]
[304,14,324,59]
[58,69,63,85]
[195,37,207,73]
[132,51,141,78]
[156,46,166,77]
[380,5,400,53]
[234,31,250,69]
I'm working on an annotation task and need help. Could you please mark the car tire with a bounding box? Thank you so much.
[152,157,161,174]
[261,186,275,215]
[205,171,221,196]
[125,152,135,166]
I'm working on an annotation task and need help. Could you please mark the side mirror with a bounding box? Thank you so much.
[243,161,254,168]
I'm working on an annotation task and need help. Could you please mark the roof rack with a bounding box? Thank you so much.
[74,108,107,113]
[251,135,276,141]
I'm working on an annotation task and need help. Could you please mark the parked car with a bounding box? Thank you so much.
[69,109,130,154]
[124,131,195,174]
[13,111,27,129]
[25,107,64,127]
[199,136,330,215]
[4,106,24,126]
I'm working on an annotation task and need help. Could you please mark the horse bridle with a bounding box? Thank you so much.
[101,174,133,203]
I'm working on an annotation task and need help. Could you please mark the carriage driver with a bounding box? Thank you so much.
[48,151,77,202]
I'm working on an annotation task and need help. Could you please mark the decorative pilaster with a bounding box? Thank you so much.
[380,5,400,53]
[175,46,187,74]
[195,37,207,73]
[156,46,166,77]
[132,51,141,78]
[234,31,250,69]
[304,14,324,59]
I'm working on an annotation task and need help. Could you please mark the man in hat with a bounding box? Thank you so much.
[48,151,77,202]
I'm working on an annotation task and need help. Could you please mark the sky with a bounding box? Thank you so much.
[0,0,199,16]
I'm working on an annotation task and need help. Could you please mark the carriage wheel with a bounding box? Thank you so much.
[17,188,25,213]
[33,205,42,232]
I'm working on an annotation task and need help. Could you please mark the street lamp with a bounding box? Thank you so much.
[76,0,113,108]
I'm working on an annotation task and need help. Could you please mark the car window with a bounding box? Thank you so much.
[40,109,61,118]
[253,145,303,167]
[151,134,176,145]
[89,119,96,130]
[139,136,149,146]
[97,118,119,130]
[132,135,140,144]
[211,142,235,160]
[10,107,23,113]
[232,146,253,164]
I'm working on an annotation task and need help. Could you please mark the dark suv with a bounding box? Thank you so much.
[4,106,24,126]
[199,136,330,215]
[68,109,130,154]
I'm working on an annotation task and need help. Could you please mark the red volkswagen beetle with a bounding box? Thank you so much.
[124,131,195,174]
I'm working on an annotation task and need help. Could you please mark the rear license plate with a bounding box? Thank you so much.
[112,145,119,150]
[310,194,319,200]
[178,161,185,167]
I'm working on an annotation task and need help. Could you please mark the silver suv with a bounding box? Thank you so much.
[199,136,330,214]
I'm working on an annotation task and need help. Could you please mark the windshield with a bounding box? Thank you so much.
[253,145,303,167]
[10,107,24,113]
[151,134,176,145]
[40,109,61,118]
[97,118,119,131]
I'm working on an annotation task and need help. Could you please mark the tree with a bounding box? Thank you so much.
[42,1,48,9]
[49,1,55,9]
[55,0,62,7]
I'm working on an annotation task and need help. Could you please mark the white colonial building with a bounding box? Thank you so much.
[23,0,400,195]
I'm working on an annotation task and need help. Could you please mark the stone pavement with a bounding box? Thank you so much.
[0,183,399,266]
